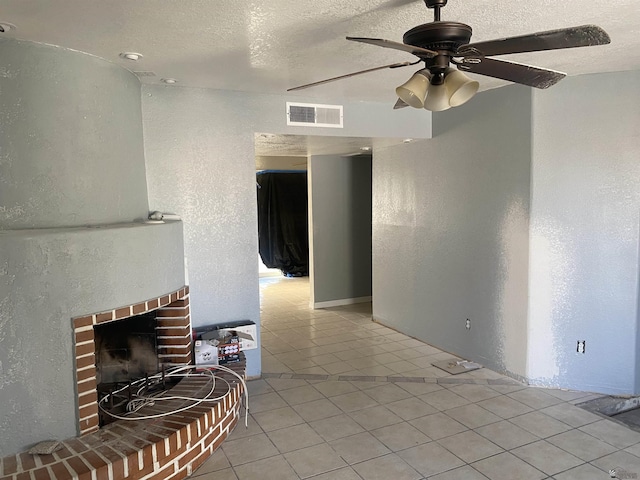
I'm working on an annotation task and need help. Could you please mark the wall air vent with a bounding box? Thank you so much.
[286,102,343,128]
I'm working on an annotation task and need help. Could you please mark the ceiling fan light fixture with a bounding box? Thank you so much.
[445,68,479,107]
[395,70,430,108]
[423,83,451,112]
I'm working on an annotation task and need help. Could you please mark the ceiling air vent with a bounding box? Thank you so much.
[134,71,156,77]
[286,102,343,128]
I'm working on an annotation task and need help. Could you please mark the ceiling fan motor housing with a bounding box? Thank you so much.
[404,21,472,77]
[403,22,472,53]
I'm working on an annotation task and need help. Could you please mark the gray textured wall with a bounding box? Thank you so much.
[141,86,430,377]
[0,39,185,456]
[141,86,262,376]
[0,38,149,228]
[372,85,532,378]
[528,71,640,394]
[309,154,372,305]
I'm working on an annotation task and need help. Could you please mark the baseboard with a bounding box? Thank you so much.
[312,296,372,309]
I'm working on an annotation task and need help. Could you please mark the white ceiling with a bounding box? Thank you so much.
[1,0,637,156]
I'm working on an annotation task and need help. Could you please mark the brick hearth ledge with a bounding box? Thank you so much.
[0,359,246,480]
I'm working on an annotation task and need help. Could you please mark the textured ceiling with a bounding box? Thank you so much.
[1,0,637,156]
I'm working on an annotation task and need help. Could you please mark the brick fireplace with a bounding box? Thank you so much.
[0,285,247,480]
[73,287,192,436]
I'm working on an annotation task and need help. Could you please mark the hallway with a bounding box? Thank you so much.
[192,276,640,480]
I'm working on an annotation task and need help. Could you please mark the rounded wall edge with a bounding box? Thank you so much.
[0,37,149,229]
[0,221,185,456]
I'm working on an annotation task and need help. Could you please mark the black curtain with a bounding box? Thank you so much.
[257,171,309,276]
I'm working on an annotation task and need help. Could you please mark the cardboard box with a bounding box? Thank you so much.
[193,320,256,365]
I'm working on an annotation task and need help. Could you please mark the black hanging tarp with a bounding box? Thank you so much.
[257,171,309,276]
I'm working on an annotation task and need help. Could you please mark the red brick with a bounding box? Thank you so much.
[156,327,190,336]
[73,316,94,329]
[18,452,36,471]
[82,450,109,480]
[115,307,131,319]
[16,473,31,480]
[159,296,171,306]
[93,446,125,480]
[78,404,98,421]
[132,302,147,315]
[105,440,137,460]
[190,449,211,474]
[170,293,178,303]
[77,378,97,395]
[147,299,159,310]
[76,367,96,382]
[170,299,189,308]
[75,329,94,344]
[65,457,92,480]
[79,416,99,434]
[78,391,98,408]
[126,451,153,479]
[155,308,188,318]
[76,354,95,370]
[2,455,18,475]
[105,425,130,438]
[75,343,95,357]
[156,318,189,327]
[222,414,238,433]
[146,463,175,480]
[53,445,73,461]
[177,444,201,470]
[156,336,190,346]
[211,431,226,452]
[202,426,222,449]
[65,439,90,455]
[49,461,73,480]
[184,286,189,294]
[158,446,181,468]
[32,467,52,480]
[35,454,57,467]
[96,312,113,323]
[167,432,179,455]
[159,354,192,365]
[141,445,154,471]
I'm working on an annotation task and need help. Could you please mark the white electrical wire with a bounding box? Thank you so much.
[97,364,249,426]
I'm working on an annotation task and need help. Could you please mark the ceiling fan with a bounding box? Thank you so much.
[287,0,611,111]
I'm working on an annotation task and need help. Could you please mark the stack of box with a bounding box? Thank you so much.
[193,320,256,366]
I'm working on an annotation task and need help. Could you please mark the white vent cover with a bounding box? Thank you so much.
[286,102,343,128]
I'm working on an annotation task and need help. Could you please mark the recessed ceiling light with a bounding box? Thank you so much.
[119,52,143,61]
[360,146,372,152]
[161,78,178,84]
[0,22,17,33]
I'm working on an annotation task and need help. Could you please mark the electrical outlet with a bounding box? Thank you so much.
[577,340,586,354]
[465,319,471,330]
[234,324,258,350]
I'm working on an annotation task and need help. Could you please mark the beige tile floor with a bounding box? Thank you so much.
[192,276,640,480]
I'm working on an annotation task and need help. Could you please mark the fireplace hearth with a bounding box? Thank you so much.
[73,287,191,436]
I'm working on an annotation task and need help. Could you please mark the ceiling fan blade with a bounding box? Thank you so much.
[457,57,566,89]
[347,36,438,58]
[458,25,610,57]
[287,61,413,91]
[393,98,409,109]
